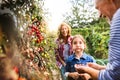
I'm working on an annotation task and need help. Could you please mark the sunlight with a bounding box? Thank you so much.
[44,0,71,32]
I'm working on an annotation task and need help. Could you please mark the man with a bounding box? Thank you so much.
[75,0,120,80]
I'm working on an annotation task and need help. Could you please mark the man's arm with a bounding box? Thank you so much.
[87,63,106,70]
[75,65,99,80]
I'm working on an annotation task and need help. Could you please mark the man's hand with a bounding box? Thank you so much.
[87,63,106,70]
[74,63,100,80]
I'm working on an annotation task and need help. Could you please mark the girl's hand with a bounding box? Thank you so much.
[74,64,87,74]
[79,73,92,80]
[68,72,80,80]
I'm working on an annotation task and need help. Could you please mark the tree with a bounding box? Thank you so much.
[63,0,98,28]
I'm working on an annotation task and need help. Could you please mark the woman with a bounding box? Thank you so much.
[55,22,73,80]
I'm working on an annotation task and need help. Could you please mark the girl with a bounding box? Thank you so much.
[65,35,95,80]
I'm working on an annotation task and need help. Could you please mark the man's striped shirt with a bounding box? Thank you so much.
[99,8,120,80]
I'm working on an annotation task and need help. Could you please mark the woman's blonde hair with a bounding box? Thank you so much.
[57,22,71,39]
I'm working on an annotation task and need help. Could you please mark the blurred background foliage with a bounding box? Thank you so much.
[63,0,109,65]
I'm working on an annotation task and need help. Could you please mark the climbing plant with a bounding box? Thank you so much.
[0,0,59,80]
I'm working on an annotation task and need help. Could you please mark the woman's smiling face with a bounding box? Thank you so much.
[60,25,69,37]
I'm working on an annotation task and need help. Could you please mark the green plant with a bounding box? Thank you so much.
[72,18,110,59]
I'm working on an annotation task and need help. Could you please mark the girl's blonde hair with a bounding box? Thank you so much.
[57,22,71,39]
[71,35,87,49]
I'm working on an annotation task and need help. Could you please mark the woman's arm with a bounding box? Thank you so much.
[56,53,66,66]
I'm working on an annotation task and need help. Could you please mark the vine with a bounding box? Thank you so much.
[0,0,59,80]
